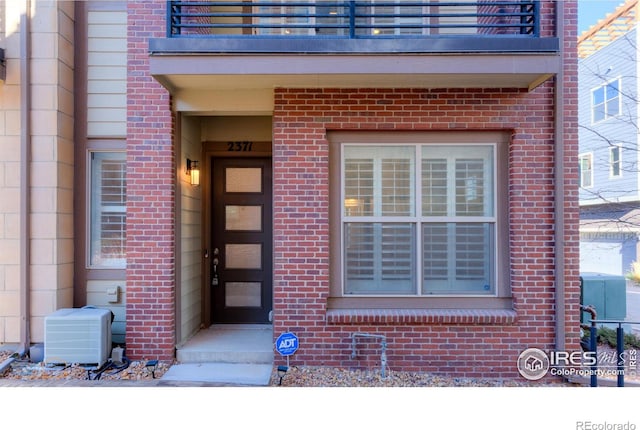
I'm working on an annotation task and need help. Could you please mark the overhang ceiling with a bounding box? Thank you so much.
[149,53,560,114]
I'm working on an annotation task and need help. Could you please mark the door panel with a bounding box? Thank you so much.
[212,157,272,323]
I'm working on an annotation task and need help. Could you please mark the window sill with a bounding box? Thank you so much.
[326,308,517,325]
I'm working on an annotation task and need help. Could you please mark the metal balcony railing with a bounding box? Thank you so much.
[166,1,541,38]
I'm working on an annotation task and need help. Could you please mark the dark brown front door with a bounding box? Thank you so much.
[211,157,272,324]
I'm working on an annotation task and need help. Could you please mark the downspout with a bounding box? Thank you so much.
[554,1,566,353]
[19,0,32,356]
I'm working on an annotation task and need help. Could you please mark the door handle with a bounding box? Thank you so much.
[212,248,220,286]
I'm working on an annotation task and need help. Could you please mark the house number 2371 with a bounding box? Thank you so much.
[227,141,253,152]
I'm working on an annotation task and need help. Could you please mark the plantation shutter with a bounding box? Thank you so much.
[343,143,494,295]
[344,147,415,294]
[422,147,493,293]
[90,152,126,267]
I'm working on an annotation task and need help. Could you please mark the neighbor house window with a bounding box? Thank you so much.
[592,78,621,123]
[610,145,621,178]
[342,144,495,296]
[90,152,126,268]
[579,153,593,188]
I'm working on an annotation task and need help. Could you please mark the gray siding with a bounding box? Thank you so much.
[580,232,637,276]
[579,27,639,204]
[87,9,127,137]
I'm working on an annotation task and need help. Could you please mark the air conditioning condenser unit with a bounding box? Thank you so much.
[44,307,112,368]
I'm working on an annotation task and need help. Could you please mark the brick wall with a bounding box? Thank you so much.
[272,84,578,377]
[120,0,578,375]
[126,1,175,361]
[561,0,581,357]
[272,0,580,377]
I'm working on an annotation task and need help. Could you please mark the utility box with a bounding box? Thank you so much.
[44,307,112,368]
[580,273,627,324]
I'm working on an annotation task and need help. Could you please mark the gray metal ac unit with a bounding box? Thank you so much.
[44,307,112,368]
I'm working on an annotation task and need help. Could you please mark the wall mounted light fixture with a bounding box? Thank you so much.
[186,158,200,186]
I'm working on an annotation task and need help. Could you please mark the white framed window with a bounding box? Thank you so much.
[254,1,477,37]
[255,0,316,35]
[592,78,621,123]
[366,3,427,36]
[341,144,496,296]
[579,153,594,188]
[609,145,622,178]
[89,151,126,268]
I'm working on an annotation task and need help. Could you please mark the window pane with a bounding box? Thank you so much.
[422,223,448,279]
[369,5,424,36]
[381,158,412,215]
[610,147,621,177]
[456,223,491,282]
[606,80,619,100]
[593,104,605,122]
[422,159,448,215]
[423,223,493,294]
[255,1,313,36]
[344,146,414,217]
[225,205,262,231]
[226,167,262,193]
[422,145,493,217]
[606,98,619,117]
[344,222,374,283]
[344,158,374,216]
[592,80,621,122]
[225,244,262,269]
[579,155,592,188]
[90,152,126,267]
[316,4,346,36]
[455,158,488,216]
[344,223,415,294]
[592,87,604,106]
[225,282,261,307]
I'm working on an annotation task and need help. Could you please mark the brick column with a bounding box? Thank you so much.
[560,0,581,352]
[126,1,176,360]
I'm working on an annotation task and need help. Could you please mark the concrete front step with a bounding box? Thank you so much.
[160,362,273,386]
[177,349,274,364]
[176,324,274,365]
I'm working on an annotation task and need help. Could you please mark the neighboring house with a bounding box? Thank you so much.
[578,0,640,277]
[0,0,579,379]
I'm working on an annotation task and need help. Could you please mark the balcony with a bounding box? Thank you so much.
[148,1,562,114]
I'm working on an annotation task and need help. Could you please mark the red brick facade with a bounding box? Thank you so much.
[272,83,579,378]
[124,1,579,377]
[126,1,176,361]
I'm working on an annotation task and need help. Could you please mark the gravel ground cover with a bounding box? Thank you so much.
[0,349,577,387]
[0,350,172,382]
[267,365,577,387]
[3,347,639,387]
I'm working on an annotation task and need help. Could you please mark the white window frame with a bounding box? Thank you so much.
[579,152,594,189]
[340,143,497,297]
[88,151,127,269]
[609,145,622,178]
[591,77,621,124]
